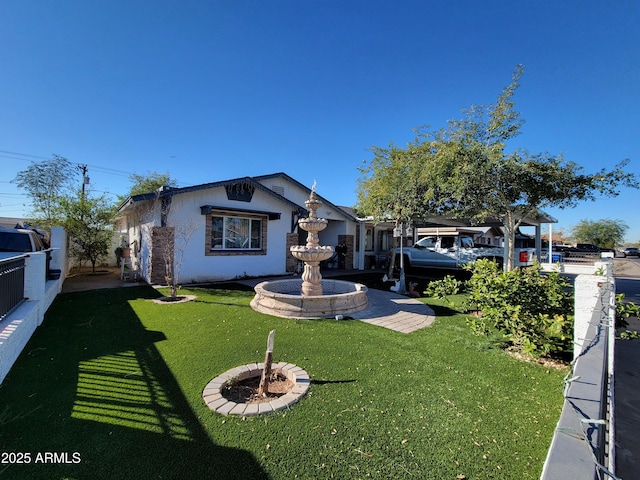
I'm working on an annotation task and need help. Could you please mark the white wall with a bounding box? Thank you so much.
[165,187,295,283]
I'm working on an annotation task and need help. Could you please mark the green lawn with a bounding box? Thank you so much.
[0,283,565,479]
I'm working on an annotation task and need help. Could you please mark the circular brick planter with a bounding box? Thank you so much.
[203,362,310,416]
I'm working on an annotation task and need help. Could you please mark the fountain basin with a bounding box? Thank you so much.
[251,279,368,319]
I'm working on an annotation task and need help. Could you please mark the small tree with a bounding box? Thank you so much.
[11,155,78,230]
[118,171,178,204]
[356,144,429,279]
[61,191,115,273]
[162,210,198,299]
[571,218,628,249]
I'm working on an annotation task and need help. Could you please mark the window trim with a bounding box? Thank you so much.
[205,210,267,256]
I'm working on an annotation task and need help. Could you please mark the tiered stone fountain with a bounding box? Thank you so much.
[290,185,334,296]
[251,183,368,319]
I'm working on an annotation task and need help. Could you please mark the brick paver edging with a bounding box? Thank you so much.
[203,362,310,416]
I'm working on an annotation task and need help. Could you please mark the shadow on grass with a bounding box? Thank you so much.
[0,286,268,480]
[192,298,255,308]
[311,379,357,385]
[426,303,463,317]
[195,282,255,292]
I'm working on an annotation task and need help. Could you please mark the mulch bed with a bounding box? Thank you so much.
[222,370,294,404]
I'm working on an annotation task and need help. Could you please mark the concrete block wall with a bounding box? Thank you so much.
[541,258,615,479]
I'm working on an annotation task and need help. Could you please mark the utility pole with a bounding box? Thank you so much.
[78,164,89,197]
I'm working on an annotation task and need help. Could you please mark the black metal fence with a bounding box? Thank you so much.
[540,251,603,265]
[0,256,26,319]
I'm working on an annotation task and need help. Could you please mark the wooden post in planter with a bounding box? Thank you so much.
[258,330,275,396]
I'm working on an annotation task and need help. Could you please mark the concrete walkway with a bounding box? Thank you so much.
[349,288,435,333]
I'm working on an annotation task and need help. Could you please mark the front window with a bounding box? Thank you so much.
[210,215,262,250]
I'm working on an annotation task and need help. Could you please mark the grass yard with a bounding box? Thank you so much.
[0,283,566,479]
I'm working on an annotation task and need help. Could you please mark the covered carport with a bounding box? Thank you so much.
[356,211,558,270]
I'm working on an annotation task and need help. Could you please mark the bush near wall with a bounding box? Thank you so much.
[426,260,574,358]
[465,260,574,358]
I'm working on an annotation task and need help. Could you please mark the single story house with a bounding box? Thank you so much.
[115,173,361,284]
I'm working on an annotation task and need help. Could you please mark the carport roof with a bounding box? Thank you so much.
[358,211,557,229]
[416,212,558,228]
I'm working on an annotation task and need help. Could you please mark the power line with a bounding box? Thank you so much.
[0,150,50,161]
[1,148,197,189]
[0,149,133,178]
[0,202,31,208]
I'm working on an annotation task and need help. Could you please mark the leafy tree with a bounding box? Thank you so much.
[61,190,115,273]
[356,144,427,280]
[11,155,78,230]
[571,218,628,249]
[358,65,638,270]
[118,171,178,204]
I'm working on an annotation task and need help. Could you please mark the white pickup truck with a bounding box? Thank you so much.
[396,234,536,271]
[0,227,48,260]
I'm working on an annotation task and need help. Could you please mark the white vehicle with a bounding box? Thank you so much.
[396,234,536,271]
[0,227,48,260]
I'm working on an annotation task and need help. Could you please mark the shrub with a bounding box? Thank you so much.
[616,293,640,330]
[465,260,574,357]
[616,294,640,340]
[424,275,466,298]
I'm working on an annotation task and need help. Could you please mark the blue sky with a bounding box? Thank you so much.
[1,1,638,242]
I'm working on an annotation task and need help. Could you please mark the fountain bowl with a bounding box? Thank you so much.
[251,279,369,319]
[290,245,334,262]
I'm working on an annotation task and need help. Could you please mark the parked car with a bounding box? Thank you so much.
[395,234,536,271]
[622,247,640,257]
[0,227,48,259]
[556,243,617,256]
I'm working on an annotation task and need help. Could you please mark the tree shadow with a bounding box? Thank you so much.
[426,303,463,317]
[0,286,268,480]
[311,379,357,385]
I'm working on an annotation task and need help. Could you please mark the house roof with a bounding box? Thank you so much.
[117,176,300,213]
[0,217,26,229]
[117,173,358,222]
[252,172,357,222]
